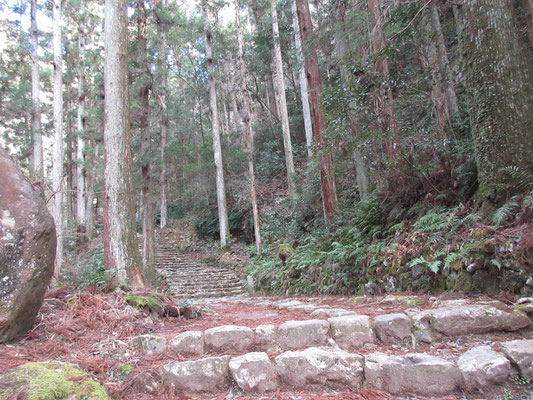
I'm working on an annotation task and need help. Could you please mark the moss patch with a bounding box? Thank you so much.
[124,295,162,313]
[0,361,111,400]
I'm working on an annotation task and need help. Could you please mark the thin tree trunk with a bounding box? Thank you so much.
[335,0,369,201]
[236,1,262,255]
[30,0,42,178]
[296,0,338,221]
[76,32,86,227]
[66,107,74,225]
[136,0,155,283]
[291,0,313,158]
[430,3,459,119]
[368,0,399,159]
[158,0,168,229]
[203,1,230,247]
[85,140,97,238]
[271,0,296,197]
[523,0,533,42]
[52,0,64,278]
[104,0,143,285]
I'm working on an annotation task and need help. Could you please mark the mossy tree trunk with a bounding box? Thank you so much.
[461,0,533,205]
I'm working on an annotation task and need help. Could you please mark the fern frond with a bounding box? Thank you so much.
[500,166,533,191]
[493,197,520,226]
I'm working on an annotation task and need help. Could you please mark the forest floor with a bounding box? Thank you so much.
[1,284,532,399]
[2,222,532,400]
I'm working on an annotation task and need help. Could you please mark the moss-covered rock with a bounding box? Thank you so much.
[0,361,112,400]
[124,294,162,314]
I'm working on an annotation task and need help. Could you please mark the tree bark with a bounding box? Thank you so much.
[368,0,399,159]
[461,0,533,205]
[76,31,86,227]
[136,0,156,283]
[236,1,262,255]
[291,0,313,158]
[52,0,64,277]
[296,0,338,221]
[104,0,143,285]
[158,0,168,229]
[271,0,296,197]
[334,0,369,201]
[203,1,230,247]
[430,2,459,119]
[30,0,42,178]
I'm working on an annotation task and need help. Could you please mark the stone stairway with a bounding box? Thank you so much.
[129,294,533,399]
[154,244,246,298]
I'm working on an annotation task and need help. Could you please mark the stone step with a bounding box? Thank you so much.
[133,329,533,397]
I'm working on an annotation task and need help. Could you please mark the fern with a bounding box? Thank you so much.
[493,196,520,226]
[444,252,461,269]
[500,166,533,191]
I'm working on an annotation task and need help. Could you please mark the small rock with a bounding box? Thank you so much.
[458,345,511,390]
[365,352,461,396]
[373,313,412,344]
[204,325,254,353]
[287,304,319,313]
[501,339,533,378]
[229,352,279,393]
[277,319,330,350]
[328,315,374,350]
[310,308,357,318]
[275,347,363,389]
[130,334,167,356]
[160,356,231,393]
[169,331,204,357]
[254,324,276,351]
[276,300,303,309]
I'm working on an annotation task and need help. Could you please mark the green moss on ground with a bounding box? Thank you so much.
[0,361,111,400]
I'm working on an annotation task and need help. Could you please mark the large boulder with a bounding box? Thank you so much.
[457,345,511,390]
[501,339,533,378]
[364,352,461,396]
[328,315,374,350]
[229,352,279,393]
[204,325,254,353]
[409,304,530,340]
[277,319,330,350]
[159,355,231,393]
[0,147,56,342]
[275,347,364,389]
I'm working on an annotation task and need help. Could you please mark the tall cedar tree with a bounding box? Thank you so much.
[104,0,143,284]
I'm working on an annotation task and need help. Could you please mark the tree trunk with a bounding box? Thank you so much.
[430,2,459,119]
[296,0,338,221]
[368,0,399,159]
[291,0,313,158]
[52,0,64,278]
[461,0,533,205]
[158,0,168,229]
[203,1,230,247]
[236,1,262,255]
[104,0,143,285]
[30,0,42,178]
[271,0,296,197]
[85,141,97,238]
[76,32,86,228]
[523,0,533,42]
[334,0,369,201]
[136,0,156,283]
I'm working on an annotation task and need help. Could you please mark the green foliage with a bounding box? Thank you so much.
[69,249,115,290]
[493,196,520,226]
